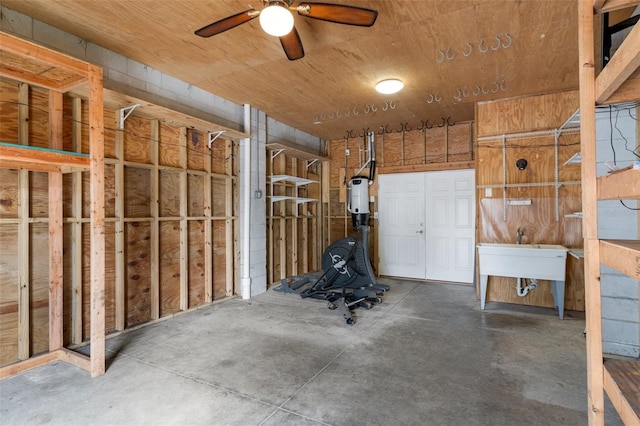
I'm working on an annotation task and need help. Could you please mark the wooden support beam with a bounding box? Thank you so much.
[225,139,234,296]
[71,97,83,344]
[579,1,605,423]
[48,90,64,352]
[0,143,89,173]
[17,83,29,362]
[291,160,299,277]
[595,18,640,103]
[179,127,189,310]
[150,120,160,320]
[595,0,640,13]
[88,65,105,378]
[114,113,125,331]
[204,141,213,302]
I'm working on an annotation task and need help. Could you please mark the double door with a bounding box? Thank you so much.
[378,170,475,283]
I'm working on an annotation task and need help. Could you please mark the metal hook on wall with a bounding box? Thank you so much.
[463,42,473,57]
[492,81,500,93]
[491,35,502,51]
[335,109,341,119]
[363,104,370,114]
[445,46,455,60]
[417,120,427,131]
[481,83,489,94]
[426,119,434,129]
[447,116,455,126]
[435,48,445,63]
[502,33,512,48]
[454,88,463,102]
[427,93,434,104]
[349,129,357,138]
[358,127,371,138]
[389,100,397,109]
[370,104,378,112]
[462,87,469,98]
[438,117,446,127]
[378,124,390,135]
[473,85,481,96]
[500,79,508,91]
[478,38,488,53]
[434,92,441,102]
[382,101,390,111]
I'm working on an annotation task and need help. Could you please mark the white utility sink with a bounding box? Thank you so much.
[477,243,569,319]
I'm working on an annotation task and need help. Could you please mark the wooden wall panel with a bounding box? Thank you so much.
[0,80,19,144]
[123,116,151,164]
[124,167,151,217]
[210,139,227,175]
[403,131,424,165]
[212,220,227,299]
[159,170,180,217]
[30,223,49,355]
[125,222,151,327]
[159,221,181,316]
[159,123,181,168]
[425,126,446,163]
[188,174,205,217]
[448,122,472,162]
[382,132,402,167]
[0,224,19,365]
[188,220,205,307]
[0,169,18,218]
[186,129,206,172]
[476,91,579,137]
[28,86,49,149]
[29,172,48,218]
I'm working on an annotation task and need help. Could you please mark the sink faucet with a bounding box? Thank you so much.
[516,227,524,244]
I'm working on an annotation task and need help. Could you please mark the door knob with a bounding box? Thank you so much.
[416,230,424,234]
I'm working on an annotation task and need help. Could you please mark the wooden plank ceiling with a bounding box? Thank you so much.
[2,0,584,140]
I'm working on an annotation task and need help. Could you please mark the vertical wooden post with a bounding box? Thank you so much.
[150,120,160,320]
[88,65,105,378]
[179,127,189,310]
[225,139,234,296]
[114,112,125,331]
[579,1,603,423]
[291,159,299,276]
[17,83,30,361]
[71,97,83,344]
[278,153,287,280]
[204,138,213,302]
[48,90,64,352]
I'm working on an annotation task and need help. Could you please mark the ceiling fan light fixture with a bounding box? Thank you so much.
[375,79,404,94]
[259,3,295,37]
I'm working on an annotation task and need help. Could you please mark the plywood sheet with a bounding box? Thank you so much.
[124,166,150,217]
[212,176,226,217]
[30,223,49,354]
[186,129,206,172]
[188,220,205,307]
[0,224,19,365]
[0,169,18,218]
[159,123,181,168]
[0,79,19,145]
[125,222,151,327]
[159,221,180,316]
[28,86,49,149]
[159,169,180,217]
[212,220,227,299]
[123,115,151,164]
[29,171,48,218]
[188,174,204,217]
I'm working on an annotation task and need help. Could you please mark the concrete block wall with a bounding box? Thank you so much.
[0,5,322,299]
[595,105,639,357]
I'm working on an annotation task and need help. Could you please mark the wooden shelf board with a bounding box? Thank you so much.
[70,83,248,140]
[0,142,90,173]
[598,165,640,200]
[270,174,317,186]
[600,239,640,279]
[266,142,329,162]
[603,358,640,424]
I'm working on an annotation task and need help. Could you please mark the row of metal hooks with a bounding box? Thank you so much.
[435,33,512,63]
[344,116,456,139]
[454,79,508,101]
[314,100,398,122]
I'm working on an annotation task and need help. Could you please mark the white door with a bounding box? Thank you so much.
[425,170,475,283]
[378,173,426,279]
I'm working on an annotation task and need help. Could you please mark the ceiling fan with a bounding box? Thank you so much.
[194,1,378,61]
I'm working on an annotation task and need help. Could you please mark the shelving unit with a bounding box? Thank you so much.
[266,142,328,286]
[579,1,640,424]
[0,31,105,378]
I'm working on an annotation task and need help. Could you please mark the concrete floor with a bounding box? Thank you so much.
[0,279,624,425]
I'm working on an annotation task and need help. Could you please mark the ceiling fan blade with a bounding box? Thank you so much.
[296,2,378,27]
[280,27,305,60]
[194,9,258,37]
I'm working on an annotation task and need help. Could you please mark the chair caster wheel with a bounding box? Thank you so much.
[346,318,354,325]
[359,301,374,309]
[327,302,338,310]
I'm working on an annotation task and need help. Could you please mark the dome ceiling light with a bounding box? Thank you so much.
[375,79,404,95]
